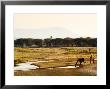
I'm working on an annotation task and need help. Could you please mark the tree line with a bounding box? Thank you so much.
[14,37,97,47]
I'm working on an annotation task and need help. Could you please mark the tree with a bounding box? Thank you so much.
[14,37,97,47]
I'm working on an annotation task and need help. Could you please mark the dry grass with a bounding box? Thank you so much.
[14,47,97,76]
[14,47,97,63]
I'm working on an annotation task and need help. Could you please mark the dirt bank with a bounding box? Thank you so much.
[14,63,96,76]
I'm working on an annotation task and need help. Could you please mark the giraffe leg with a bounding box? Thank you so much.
[93,58,94,64]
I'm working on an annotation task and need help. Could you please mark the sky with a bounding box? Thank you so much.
[14,13,97,39]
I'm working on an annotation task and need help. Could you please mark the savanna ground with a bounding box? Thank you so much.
[14,47,97,76]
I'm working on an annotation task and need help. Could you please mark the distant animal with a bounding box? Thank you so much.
[75,58,85,67]
[90,55,95,64]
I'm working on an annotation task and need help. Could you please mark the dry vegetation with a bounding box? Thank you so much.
[14,47,97,76]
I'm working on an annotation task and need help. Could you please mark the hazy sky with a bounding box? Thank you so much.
[14,13,97,39]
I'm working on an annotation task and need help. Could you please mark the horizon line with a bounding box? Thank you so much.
[14,37,97,40]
